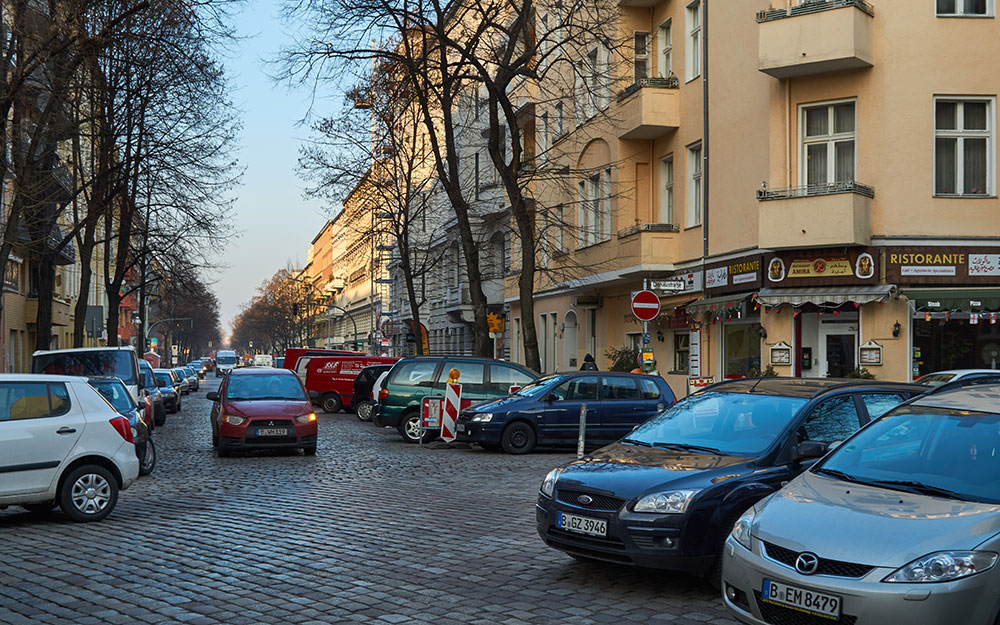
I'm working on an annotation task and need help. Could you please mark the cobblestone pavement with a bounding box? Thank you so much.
[0,376,738,625]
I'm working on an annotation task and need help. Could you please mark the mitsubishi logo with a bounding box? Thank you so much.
[577,495,593,505]
[795,552,820,575]
[268,421,275,426]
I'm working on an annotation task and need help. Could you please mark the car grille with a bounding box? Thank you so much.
[753,591,857,625]
[556,489,626,511]
[762,542,875,579]
[249,419,294,428]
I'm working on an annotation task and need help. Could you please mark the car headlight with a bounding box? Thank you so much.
[540,468,563,497]
[222,415,245,425]
[884,551,998,583]
[731,506,757,551]
[296,413,317,424]
[471,413,494,422]
[633,490,701,514]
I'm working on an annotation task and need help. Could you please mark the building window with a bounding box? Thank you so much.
[800,100,856,186]
[937,0,992,16]
[687,143,702,226]
[574,60,585,127]
[474,153,481,198]
[674,331,689,373]
[657,20,672,78]
[686,0,701,81]
[633,31,650,82]
[555,204,565,251]
[586,48,600,117]
[578,170,610,247]
[660,154,674,224]
[539,111,548,162]
[555,101,564,137]
[603,167,612,240]
[935,98,994,196]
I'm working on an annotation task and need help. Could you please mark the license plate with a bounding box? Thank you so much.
[761,579,841,620]
[256,428,287,436]
[557,512,606,537]
[456,423,466,432]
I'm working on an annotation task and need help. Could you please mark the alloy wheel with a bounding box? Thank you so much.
[70,473,112,515]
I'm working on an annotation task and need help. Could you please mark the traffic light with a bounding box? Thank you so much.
[150,337,158,349]
[487,312,505,333]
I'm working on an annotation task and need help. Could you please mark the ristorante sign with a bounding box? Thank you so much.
[886,247,1000,284]
[704,254,763,295]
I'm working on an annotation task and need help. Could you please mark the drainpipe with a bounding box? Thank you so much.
[701,0,709,264]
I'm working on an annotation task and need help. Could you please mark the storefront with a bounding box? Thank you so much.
[886,247,1000,379]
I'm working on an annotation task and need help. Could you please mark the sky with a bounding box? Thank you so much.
[215,0,335,339]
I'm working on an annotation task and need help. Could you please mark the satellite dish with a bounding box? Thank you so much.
[982,343,1000,368]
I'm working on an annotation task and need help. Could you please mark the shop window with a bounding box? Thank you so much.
[674,331,690,373]
[800,396,861,443]
[724,323,761,378]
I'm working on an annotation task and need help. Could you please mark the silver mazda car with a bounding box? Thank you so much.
[721,384,1000,625]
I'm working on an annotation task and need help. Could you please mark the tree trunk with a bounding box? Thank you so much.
[106,289,122,347]
[34,253,55,351]
[72,220,97,347]
[516,218,541,373]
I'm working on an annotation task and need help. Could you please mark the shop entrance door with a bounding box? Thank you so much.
[819,323,857,378]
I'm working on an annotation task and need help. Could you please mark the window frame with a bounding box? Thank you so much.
[686,0,701,82]
[633,30,650,82]
[0,382,72,422]
[657,19,673,78]
[936,0,994,16]
[661,154,674,224]
[673,330,690,373]
[798,98,858,188]
[933,96,995,197]
[687,142,703,227]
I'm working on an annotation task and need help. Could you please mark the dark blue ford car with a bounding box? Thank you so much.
[456,372,676,454]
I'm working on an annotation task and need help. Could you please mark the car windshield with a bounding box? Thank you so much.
[218,355,237,365]
[515,375,564,397]
[813,407,1000,504]
[155,372,174,386]
[916,373,957,387]
[34,351,136,386]
[225,374,306,401]
[88,380,135,412]
[625,391,808,457]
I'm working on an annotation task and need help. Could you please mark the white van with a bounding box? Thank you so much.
[216,350,238,377]
[252,354,274,367]
[32,346,143,404]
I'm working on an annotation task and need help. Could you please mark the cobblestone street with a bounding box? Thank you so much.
[0,377,737,625]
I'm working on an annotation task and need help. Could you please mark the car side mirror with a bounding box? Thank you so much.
[794,440,828,462]
[206,391,219,402]
[308,390,321,401]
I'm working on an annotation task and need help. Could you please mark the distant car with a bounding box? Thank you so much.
[181,367,199,392]
[916,369,1000,386]
[0,374,139,522]
[138,359,166,427]
[722,383,1000,625]
[458,372,676,454]
[172,368,192,394]
[353,364,394,422]
[187,360,207,379]
[253,354,274,367]
[88,377,155,477]
[154,369,182,413]
[207,368,317,456]
[216,350,238,377]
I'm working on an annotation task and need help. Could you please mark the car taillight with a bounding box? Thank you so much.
[109,416,134,443]
[378,388,388,400]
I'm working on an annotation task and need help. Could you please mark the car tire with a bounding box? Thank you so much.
[500,422,537,454]
[212,431,219,447]
[303,445,317,456]
[58,465,119,523]
[155,404,166,427]
[139,439,156,476]
[320,393,342,414]
[708,514,743,590]
[21,501,57,513]
[355,400,374,422]
[398,411,436,444]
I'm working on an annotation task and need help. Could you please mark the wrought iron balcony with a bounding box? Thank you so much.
[757,0,874,23]
[757,181,875,201]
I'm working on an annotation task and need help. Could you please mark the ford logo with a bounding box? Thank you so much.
[795,552,820,575]
[577,495,593,505]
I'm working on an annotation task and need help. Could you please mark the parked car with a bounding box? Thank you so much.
[216,350,238,377]
[0,374,139,522]
[916,368,1000,387]
[722,383,1000,625]
[88,377,155,477]
[138,359,166,428]
[353,364,394,422]
[300,355,399,414]
[171,368,192,394]
[535,377,922,586]
[373,356,538,443]
[206,367,317,456]
[181,366,199,392]
[458,372,675,454]
[154,369,182,413]
[187,360,207,378]
[32,346,143,404]
[275,357,284,369]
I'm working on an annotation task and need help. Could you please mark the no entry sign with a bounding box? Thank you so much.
[631,290,661,321]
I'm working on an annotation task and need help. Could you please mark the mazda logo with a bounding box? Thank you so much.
[577,495,593,505]
[795,552,820,575]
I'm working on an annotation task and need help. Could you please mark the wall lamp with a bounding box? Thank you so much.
[892,321,901,338]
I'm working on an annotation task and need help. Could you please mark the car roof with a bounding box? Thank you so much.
[87,376,125,384]
[0,373,87,382]
[228,367,296,376]
[921,369,1000,376]
[33,346,135,355]
[700,377,923,399]
[910,383,1000,413]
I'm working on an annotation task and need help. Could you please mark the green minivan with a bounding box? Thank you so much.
[372,356,538,443]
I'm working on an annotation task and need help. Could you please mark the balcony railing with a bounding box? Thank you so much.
[617,223,680,239]
[616,76,680,103]
[757,181,875,201]
[757,0,874,23]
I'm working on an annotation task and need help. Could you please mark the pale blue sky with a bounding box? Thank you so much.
[216,0,334,336]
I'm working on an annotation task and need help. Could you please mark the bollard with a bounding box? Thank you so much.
[577,403,587,459]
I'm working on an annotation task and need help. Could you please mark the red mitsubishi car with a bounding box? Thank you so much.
[207,368,318,456]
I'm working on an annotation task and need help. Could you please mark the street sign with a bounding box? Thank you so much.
[650,279,686,292]
[421,397,441,428]
[171,345,178,356]
[440,382,462,443]
[631,290,661,321]
[642,332,650,345]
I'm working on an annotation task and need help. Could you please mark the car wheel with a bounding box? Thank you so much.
[58,465,118,522]
[320,393,342,414]
[155,405,166,427]
[21,501,57,513]
[303,445,317,456]
[139,439,156,476]
[501,422,536,454]
[708,514,743,590]
[355,400,374,422]
[398,411,435,444]
[212,431,219,447]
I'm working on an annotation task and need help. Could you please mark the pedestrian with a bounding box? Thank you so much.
[580,353,598,371]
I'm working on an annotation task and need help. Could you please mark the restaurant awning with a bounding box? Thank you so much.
[686,293,751,315]
[756,285,895,307]
[903,288,1000,312]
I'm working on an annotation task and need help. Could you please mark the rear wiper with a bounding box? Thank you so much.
[622,438,652,447]
[652,442,725,455]
[866,479,977,502]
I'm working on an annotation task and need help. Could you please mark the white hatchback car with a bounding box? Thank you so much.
[0,375,139,522]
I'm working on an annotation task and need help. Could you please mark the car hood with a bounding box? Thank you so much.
[556,442,755,500]
[464,395,526,412]
[225,400,312,418]
[756,471,1000,567]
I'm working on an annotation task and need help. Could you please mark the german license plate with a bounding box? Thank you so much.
[557,512,606,537]
[761,579,840,620]
[257,428,287,436]
[456,423,466,432]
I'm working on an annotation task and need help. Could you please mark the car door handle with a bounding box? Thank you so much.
[56,427,76,435]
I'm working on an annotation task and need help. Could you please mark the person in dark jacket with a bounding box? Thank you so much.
[580,353,598,371]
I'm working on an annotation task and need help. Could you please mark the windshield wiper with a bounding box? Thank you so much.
[652,442,725,455]
[865,479,978,502]
[813,468,863,483]
[622,438,652,447]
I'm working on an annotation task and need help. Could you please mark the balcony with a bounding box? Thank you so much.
[757,0,874,79]
[615,77,681,140]
[26,296,73,327]
[757,182,873,249]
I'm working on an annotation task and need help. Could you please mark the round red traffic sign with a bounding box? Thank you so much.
[631,290,661,322]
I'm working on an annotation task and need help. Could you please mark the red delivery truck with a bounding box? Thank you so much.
[282,348,363,373]
[303,355,399,413]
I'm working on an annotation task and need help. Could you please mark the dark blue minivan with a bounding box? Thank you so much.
[456,372,676,454]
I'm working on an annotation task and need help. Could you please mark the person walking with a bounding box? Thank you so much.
[580,353,598,371]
